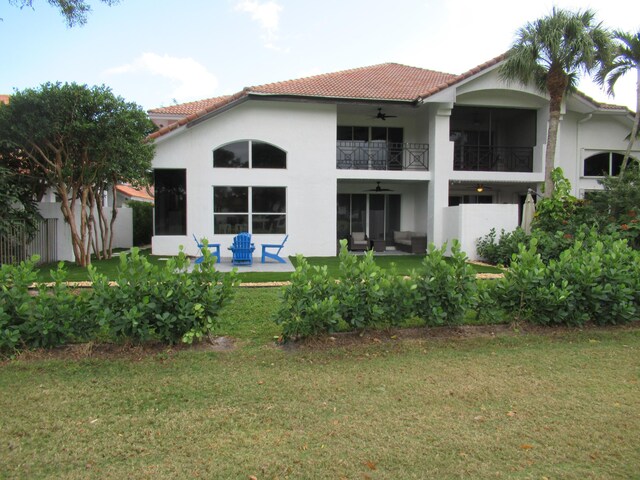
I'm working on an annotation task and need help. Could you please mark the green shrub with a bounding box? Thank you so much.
[494,233,640,326]
[411,241,477,326]
[336,245,393,330]
[275,240,480,341]
[0,257,91,351]
[273,255,340,341]
[476,227,530,266]
[89,246,237,344]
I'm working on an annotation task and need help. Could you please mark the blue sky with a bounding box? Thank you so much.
[2,0,638,111]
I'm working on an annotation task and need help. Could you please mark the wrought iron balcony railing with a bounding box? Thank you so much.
[453,145,534,172]
[336,141,429,171]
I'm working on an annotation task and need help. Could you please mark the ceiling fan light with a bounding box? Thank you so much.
[476,184,484,193]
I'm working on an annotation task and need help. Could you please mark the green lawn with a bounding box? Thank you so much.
[35,249,502,283]
[1,288,639,479]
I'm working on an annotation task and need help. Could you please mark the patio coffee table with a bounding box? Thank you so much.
[371,239,386,252]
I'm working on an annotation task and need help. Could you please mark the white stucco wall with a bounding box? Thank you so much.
[37,203,132,262]
[152,100,338,258]
[560,113,639,196]
[442,204,519,260]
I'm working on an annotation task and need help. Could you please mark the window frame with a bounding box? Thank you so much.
[213,140,287,169]
[213,186,287,235]
[154,168,187,236]
[583,151,630,178]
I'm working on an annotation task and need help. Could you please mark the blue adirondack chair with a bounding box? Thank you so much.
[261,235,288,263]
[192,234,221,264]
[229,232,255,266]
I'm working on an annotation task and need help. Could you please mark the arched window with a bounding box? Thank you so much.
[583,152,635,177]
[213,140,286,169]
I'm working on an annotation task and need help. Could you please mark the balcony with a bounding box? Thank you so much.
[337,141,429,171]
[453,145,533,172]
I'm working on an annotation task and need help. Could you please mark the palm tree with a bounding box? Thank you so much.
[597,30,640,177]
[500,8,612,196]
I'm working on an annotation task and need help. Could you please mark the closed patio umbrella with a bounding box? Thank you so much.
[521,192,536,234]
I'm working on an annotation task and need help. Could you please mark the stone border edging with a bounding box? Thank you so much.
[28,272,504,290]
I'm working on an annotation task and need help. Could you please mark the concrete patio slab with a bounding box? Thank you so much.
[193,256,296,273]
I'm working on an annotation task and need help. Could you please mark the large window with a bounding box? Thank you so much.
[337,126,403,144]
[154,169,187,235]
[213,141,286,169]
[583,152,634,177]
[213,186,286,234]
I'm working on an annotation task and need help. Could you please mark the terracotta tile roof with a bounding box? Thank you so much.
[147,56,631,141]
[0,95,9,105]
[416,53,507,100]
[148,63,457,140]
[116,184,154,202]
[249,63,457,101]
[148,95,234,115]
[148,90,248,140]
[573,90,633,113]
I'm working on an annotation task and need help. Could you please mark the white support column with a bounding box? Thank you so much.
[427,103,454,247]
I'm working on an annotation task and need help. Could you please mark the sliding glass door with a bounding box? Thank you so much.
[337,193,400,241]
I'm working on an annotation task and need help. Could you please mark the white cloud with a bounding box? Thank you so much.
[235,0,286,50]
[105,53,218,103]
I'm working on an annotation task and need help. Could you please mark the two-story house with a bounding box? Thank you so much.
[147,55,637,259]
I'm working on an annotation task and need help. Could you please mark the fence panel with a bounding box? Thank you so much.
[0,218,58,266]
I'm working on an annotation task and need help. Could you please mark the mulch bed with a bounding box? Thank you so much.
[8,321,638,363]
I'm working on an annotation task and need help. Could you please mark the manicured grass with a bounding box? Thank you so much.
[1,304,639,479]
[35,249,169,283]
[36,250,503,283]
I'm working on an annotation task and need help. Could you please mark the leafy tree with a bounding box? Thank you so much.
[500,8,612,196]
[596,30,640,177]
[0,164,41,239]
[589,163,640,249]
[0,83,155,266]
[8,0,120,27]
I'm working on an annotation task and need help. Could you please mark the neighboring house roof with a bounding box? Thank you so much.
[147,54,630,141]
[0,95,9,105]
[116,184,154,202]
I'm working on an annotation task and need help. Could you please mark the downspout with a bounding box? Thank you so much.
[576,113,593,197]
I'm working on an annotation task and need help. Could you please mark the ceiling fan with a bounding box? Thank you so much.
[365,181,393,192]
[375,108,397,121]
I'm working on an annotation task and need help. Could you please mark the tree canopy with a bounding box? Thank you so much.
[8,0,120,26]
[0,83,155,266]
[500,8,613,196]
[0,165,41,239]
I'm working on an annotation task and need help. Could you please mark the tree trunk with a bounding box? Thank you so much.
[108,183,118,257]
[544,67,569,197]
[620,65,640,178]
[57,183,84,265]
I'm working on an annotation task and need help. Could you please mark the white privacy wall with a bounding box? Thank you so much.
[442,204,519,260]
[152,100,338,258]
[38,203,133,262]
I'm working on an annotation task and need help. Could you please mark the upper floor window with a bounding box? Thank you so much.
[583,152,635,177]
[213,140,286,169]
[337,126,403,144]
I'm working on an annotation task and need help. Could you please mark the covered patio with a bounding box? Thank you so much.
[337,179,429,253]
